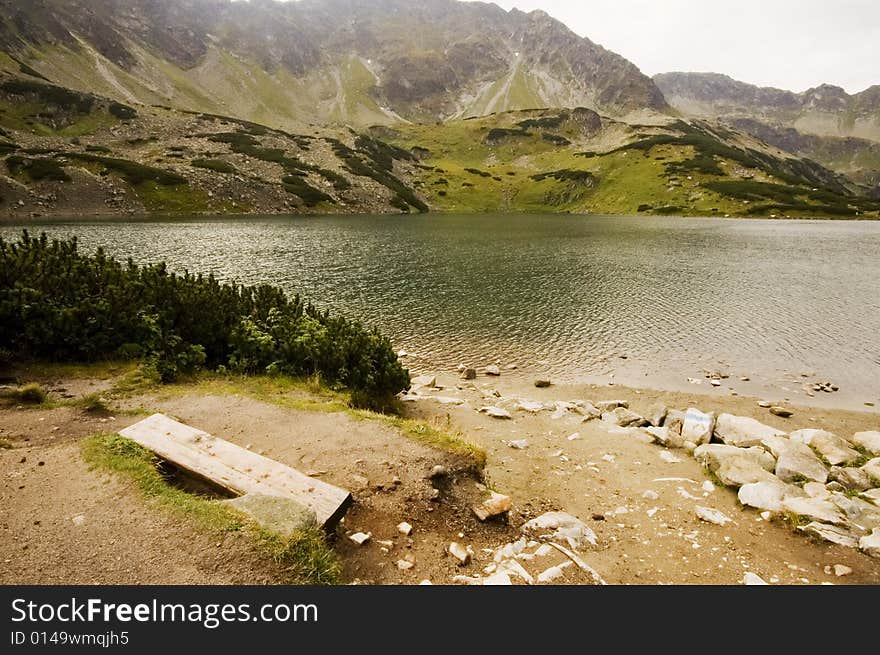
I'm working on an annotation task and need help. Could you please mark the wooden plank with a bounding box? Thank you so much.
[119,413,351,529]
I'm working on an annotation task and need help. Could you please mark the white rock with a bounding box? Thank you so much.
[659,451,682,464]
[396,560,414,570]
[397,522,413,536]
[861,489,880,507]
[852,431,880,456]
[419,579,432,585]
[473,492,512,521]
[71,514,86,526]
[496,559,535,585]
[642,490,659,500]
[695,506,733,526]
[833,564,852,577]
[702,480,715,493]
[411,374,437,388]
[799,522,859,548]
[508,439,529,450]
[714,414,785,447]
[485,365,501,376]
[596,400,628,411]
[681,408,715,445]
[803,481,830,498]
[434,396,465,405]
[448,542,472,565]
[479,406,512,419]
[694,444,776,472]
[536,561,573,584]
[743,572,769,585]
[738,479,801,512]
[782,496,844,525]
[716,458,779,487]
[349,532,372,545]
[567,432,581,441]
[483,571,513,585]
[767,437,828,483]
[859,529,880,557]
[516,400,546,413]
[862,458,880,483]
[794,430,860,466]
[830,492,880,527]
[521,511,597,549]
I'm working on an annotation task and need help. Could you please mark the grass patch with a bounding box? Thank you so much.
[64,153,186,186]
[0,382,48,404]
[6,155,70,182]
[82,433,340,584]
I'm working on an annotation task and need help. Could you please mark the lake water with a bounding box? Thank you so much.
[3,214,879,408]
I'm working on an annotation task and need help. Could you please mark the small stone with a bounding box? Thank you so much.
[479,406,512,419]
[508,439,529,450]
[473,491,512,521]
[397,559,414,571]
[485,365,501,376]
[349,532,371,545]
[757,401,772,408]
[429,465,449,479]
[397,522,413,536]
[534,379,552,388]
[521,511,597,549]
[833,564,852,577]
[743,572,768,585]
[71,514,85,526]
[769,406,793,418]
[461,368,477,380]
[696,506,733,526]
[448,542,472,565]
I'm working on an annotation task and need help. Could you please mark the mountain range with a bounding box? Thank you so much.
[0,0,877,218]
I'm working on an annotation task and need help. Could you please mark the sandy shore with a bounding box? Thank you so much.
[2,364,879,585]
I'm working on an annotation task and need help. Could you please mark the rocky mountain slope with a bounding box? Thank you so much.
[2,73,877,219]
[654,72,880,142]
[655,73,880,187]
[0,0,667,130]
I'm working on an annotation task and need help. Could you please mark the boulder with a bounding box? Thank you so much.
[606,406,648,428]
[799,522,859,548]
[763,436,828,483]
[714,413,785,448]
[830,492,880,529]
[803,481,830,498]
[521,511,597,550]
[644,426,685,449]
[738,479,802,512]
[716,458,778,487]
[479,406,512,420]
[485,365,501,377]
[769,406,793,418]
[829,466,873,492]
[852,431,880,456]
[862,458,880,484]
[861,489,880,507]
[410,374,437,389]
[516,400,546,413]
[860,529,880,557]
[460,367,477,380]
[681,408,715,445]
[577,402,602,421]
[694,444,776,472]
[791,429,860,466]
[782,496,844,524]
[646,404,668,427]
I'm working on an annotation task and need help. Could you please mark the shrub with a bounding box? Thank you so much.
[5,156,70,182]
[191,158,237,174]
[0,232,410,399]
[65,153,186,186]
[2,383,47,404]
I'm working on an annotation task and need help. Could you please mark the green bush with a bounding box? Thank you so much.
[0,232,410,399]
[5,155,70,182]
[65,153,186,186]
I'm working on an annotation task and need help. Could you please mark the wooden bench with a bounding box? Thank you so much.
[119,413,352,531]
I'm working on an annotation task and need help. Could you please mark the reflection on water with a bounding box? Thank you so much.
[3,214,879,403]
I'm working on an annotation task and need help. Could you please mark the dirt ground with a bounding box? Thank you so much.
[1,367,879,586]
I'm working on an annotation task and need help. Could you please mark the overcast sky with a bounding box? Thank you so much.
[485,0,879,93]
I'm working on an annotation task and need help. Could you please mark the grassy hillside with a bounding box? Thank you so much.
[0,73,877,219]
[385,110,880,218]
